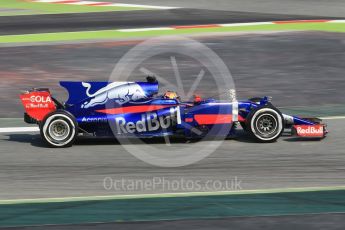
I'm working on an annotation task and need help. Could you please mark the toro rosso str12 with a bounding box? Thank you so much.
[20,77,327,147]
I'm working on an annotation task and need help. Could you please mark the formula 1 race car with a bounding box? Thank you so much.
[20,77,327,147]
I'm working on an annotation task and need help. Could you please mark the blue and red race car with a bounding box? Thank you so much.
[20,77,327,147]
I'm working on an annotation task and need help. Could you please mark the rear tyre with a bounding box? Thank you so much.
[40,110,77,147]
[246,105,284,143]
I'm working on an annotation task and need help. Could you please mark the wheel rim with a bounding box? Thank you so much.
[255,114,278,136]
[42,113,76,147]
[48,119,70,141]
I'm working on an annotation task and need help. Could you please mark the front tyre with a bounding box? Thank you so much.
[246,105,284,143]
[40,110,78,147]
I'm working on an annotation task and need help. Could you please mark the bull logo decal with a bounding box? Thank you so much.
[81,82,148,108]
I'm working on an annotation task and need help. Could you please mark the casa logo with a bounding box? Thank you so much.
[115,110,176,134]
[30,95,52,103]
[295,125,323,136]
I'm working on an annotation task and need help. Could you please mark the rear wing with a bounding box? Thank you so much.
[20,88,56,122]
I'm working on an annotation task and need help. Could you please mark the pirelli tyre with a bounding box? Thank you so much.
[40,110,78,147]
[246,105,284,143]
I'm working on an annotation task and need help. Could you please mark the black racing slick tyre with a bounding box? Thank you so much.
[40,110,78,147]
[246,104,284,143]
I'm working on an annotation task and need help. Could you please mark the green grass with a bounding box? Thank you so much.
[0,22,344,43]
[0,0,149,16]
[1,189,345,227]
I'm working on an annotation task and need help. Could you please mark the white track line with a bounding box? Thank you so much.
[108,3,179,9]
[320,116,345,120]
[117,27,174,32]
[32,0,180,9]
[220,22,273,27]
[115,20,344,33]
[328,20,345,23]
[0,127,39,133]
[1,185,345,204]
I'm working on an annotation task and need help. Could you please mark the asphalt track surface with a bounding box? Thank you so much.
[9,213,345,230]
[0,9,341,35]
[1,117,344,200]
[1,31,345,118]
